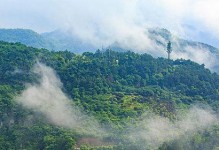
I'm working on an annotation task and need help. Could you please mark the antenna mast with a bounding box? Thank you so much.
[167,41,172,60]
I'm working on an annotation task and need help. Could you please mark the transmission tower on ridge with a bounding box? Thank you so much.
[167,41,172,60]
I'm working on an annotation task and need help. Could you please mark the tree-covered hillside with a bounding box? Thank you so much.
[1,41,219,149]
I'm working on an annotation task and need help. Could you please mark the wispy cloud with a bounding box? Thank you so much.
[128,106,218,149]
[172,45,218,71]
[16,62,106,136]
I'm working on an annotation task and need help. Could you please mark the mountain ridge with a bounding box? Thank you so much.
[1,28,219,72]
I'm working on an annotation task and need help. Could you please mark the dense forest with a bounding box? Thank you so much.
[1,41,219,149]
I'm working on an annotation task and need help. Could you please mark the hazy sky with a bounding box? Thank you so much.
[0,0,219,47]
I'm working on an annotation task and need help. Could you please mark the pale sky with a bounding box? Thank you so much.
[0,0,219,47]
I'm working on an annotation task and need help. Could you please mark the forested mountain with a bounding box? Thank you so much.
[1,41,219,149]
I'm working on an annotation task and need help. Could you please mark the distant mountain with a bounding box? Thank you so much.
[0,29,97,53]
[0,29,53,49]
[148,28,218,53]
[41,30,96,53]
[0,28,218,54]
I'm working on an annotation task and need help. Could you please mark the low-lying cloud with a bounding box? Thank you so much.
[172,46,218,71]
[16,62,105,136]
[128,106,218,149]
